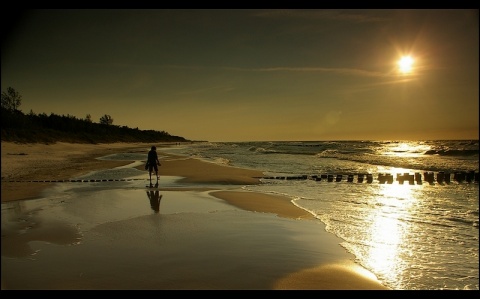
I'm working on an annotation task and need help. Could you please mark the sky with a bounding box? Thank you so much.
[2,9,479,142]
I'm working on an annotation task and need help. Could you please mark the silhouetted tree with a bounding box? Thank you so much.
[1,87,22,111]
[1,107,188,143]
[99,114,113,125]
[85,114,92,123]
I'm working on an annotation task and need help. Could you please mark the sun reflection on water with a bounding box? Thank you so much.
[363,182,421,287]
[381,141,432,158]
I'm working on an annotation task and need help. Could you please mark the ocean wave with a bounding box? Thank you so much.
[444,216,479,227]
[248,146,278,154]
[424,149,479,157]
[315,149,340,157]
[213,157,231,165]
[317,153,479,173]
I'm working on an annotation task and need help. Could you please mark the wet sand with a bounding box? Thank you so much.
[1,141,389,290]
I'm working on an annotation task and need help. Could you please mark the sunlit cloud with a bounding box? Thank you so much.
[221,66,387,77]
[162,64,388,78]
[63,61,421,83]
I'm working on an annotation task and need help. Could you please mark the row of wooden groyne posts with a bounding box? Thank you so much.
[259,171,479,185]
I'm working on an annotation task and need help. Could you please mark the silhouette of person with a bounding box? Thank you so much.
[146,190,162,213]
[146,145,161,187]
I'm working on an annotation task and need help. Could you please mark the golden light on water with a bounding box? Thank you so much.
[363,183,419,285]
[382,142,432,158]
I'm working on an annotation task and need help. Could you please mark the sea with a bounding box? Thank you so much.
[158,140,479,291]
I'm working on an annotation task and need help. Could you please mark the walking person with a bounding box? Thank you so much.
[146,145,161,187]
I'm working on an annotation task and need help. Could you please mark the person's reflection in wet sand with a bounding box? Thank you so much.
[146,190,162,213]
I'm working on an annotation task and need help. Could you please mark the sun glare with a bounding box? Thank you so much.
[398,56,414,74]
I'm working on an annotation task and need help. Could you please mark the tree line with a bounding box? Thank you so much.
[1,87,189,144]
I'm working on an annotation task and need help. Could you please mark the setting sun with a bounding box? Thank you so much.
[398,56,414,74]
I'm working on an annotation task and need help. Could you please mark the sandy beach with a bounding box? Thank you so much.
[1,141,389,290]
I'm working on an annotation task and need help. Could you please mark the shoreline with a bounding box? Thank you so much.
[1,141,390,289]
